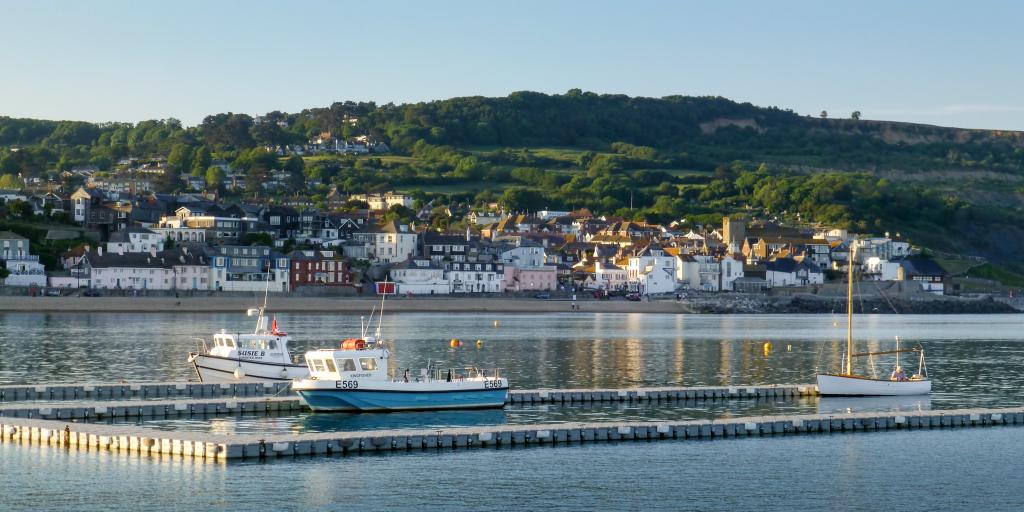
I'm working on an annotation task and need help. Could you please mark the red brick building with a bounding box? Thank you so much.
[288,250,350,289]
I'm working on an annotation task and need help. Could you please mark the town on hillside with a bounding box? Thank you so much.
[0,183,949,298]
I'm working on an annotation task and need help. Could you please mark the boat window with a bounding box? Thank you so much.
[324,359,337,373]
[359,358,378,371]
[312,359,326,372]
[268,340,277,350]
[226,339,235,348]
[340,359,357,372]
[215,338,223,347]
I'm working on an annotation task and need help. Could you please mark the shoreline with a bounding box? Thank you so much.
[0,295,1017,314]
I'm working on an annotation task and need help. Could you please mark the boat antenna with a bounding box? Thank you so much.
[845,240,856,376]
[256,256,273,333]
[375,276,388,339]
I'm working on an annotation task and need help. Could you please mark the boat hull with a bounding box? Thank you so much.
[188,353,308,383]
[816,373,931,396]
[294,381,509,412]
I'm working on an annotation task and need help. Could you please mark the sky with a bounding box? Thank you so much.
[1,0,1022,130]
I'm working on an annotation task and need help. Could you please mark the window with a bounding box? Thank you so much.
[341,359,357,372]
[268,340,277,350]
[359,357,378,371]
[324,359,337,372]
[312,359,327,372]
[225,339,235,348]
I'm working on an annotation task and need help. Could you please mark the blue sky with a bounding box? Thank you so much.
[2,0,1022,129]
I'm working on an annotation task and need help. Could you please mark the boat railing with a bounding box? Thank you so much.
[425,366,503,382]
[191,337,209,354]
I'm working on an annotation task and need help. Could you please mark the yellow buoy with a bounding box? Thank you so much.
[786,344,793,352]
[494,320,501,327]
[763,341,773,351]
[476,339,484,348]
[450,339,461,348]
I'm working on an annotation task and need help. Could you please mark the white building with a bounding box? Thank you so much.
[592,260,628,291]
[677,254,744,291]
[83,248,176,290]
[353,221,418,264]
[863,256,901,281]
[627,244,677,295]
[350,192,414,212]
[764,258,824,287]
[500,243,546,268]
[106,227,165,254]
[0,231,47,287]
[446,261,505,293]
[389,258,449,295]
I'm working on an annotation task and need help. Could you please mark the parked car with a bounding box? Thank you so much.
[82,289,101,297]
[534,293,551,299]
[44,288,61,296]
[625,293,641,302]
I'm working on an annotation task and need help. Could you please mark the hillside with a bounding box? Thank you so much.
[2,90,1024,274]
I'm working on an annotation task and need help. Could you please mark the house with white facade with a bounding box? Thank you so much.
[445,260,505,293]
[389,258,449,295]
[677,254,744,291]
[0,231,47,287]
[862,256,901,281]
[500,241,546,268]
[353,221,418,264]
[82,247,175,290]
[592,260,629,291]
[764,258,824,287]
[627,243,677,294]
[106,227,165,254]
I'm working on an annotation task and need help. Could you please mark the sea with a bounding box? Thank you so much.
[1,311,1022,511]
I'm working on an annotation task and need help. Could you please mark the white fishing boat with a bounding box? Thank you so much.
[187,307,308,383]
[816,242,932,396]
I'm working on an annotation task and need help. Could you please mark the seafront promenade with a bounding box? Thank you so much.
[0,292,1016,314]
[0,295,689,314]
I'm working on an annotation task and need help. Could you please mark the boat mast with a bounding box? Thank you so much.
[846,242,856,376]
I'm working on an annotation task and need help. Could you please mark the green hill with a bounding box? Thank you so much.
[2,90,1024,276]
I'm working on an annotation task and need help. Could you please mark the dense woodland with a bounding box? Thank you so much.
[1,90,1024,268]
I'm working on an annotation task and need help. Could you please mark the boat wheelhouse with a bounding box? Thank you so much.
[187,308,308,383]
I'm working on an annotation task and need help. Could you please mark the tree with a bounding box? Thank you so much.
[205,166,226,190]
[284,155,305,191]
[191,146,211,177]
[7,199,33,218]
[851,111,861,120]
[166,143,194,175]
[499,187,546,212]
[0,174,22,189]
[820,110,828,119]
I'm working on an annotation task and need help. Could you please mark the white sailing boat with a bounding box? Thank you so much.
[816,242,932,396]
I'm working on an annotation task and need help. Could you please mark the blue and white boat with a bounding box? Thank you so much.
[292,338,509,412]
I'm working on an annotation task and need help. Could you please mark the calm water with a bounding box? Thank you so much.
[2,427,1023,511]
[1,312,1023,510]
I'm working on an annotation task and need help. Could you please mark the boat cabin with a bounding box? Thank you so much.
[206,329,295,365]
[304,339,389,381]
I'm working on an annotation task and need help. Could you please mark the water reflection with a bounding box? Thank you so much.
[817,395,932,415]
[1,312,1023,411]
